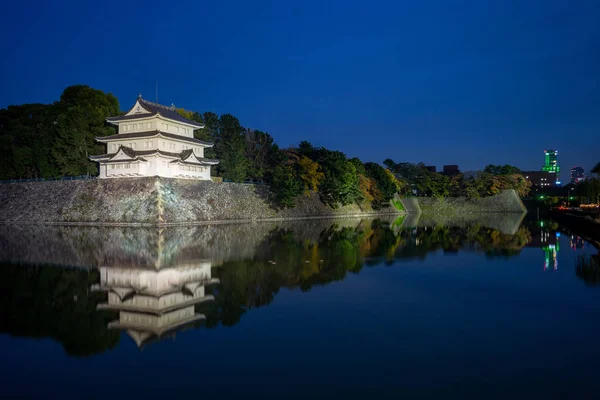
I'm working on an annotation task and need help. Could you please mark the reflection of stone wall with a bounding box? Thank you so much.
[0,223,278,268]
[0,178,401,224]
[410,213,526,235]
[415,190,527,214]
[0,213,525,268]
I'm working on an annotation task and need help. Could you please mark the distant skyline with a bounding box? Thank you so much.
[1,0,598,175]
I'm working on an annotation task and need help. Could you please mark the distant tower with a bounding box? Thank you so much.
[542,149,560,184]
[570,166,584,183]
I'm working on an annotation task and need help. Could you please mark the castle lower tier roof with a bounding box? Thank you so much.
[90,147,219,165]
[95,130,213,146]
[97,295,215,315]
[106,98,204,128]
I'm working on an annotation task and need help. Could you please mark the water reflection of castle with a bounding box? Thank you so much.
[92,262,218,348]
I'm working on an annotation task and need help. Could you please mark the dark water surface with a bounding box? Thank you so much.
[1,215,600,399]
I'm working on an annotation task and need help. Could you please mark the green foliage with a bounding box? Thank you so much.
[200,221,532,328]
[271,165,303,207]
[484,164,522,176]
[214,114,248,182]
[244,129,282,181]
[364,162,399,207]
[0,85,119,179]
[297,155,324,193]
[392,199,405,211]
[313,149,360,207]
[52,85,119,176]
[349,157,366,175]
[386,159,530,198]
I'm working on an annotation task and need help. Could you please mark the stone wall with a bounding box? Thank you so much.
[0,178,401,225]
[402,189,527,216]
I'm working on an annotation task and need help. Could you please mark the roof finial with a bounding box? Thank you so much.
[171,102,176,110]
[138,93,142,99]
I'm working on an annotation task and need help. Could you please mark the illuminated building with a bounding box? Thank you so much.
[542,149,560,184]
[90,95,219,180]
[570,166,585,183]
[522,171,555,192]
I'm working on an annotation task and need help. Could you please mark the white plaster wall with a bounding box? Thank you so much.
[100,159,213,180]
[118,116,157,134]
[106,161,145,177]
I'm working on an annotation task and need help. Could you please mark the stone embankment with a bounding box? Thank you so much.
[400,189,527,215]
[0,178,401,225]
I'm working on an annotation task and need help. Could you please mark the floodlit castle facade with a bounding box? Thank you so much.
[90,95,218,180]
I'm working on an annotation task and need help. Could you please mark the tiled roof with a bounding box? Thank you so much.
[106,98,204,128]
[90,146,219,166]
[170,149,220,165]
[119,146,137,158]
[95,130,213,146]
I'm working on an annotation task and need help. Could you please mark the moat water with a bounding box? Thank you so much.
[1,215,600,399]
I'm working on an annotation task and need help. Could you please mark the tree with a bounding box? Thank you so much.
[297,156,324,194]
[271,165,303,207]
[349,157,366,175]
[52,85,119,176]
[484,164,522,176]
[365,162,399,207]
[0,103,61,179]
[244,129,281,182]
[214,114,248,182]
[317,150,360,207]
[298,141,315,156]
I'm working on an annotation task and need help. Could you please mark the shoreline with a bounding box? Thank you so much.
[0,210,405,227]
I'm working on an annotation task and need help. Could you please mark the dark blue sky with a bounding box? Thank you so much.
[1,0,598,177]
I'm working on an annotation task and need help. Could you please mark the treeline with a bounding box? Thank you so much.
[0,86,119,179]
[1,85,530,207]
[200,221,532,327]
[177,113,403,209]
[383,160,531,198]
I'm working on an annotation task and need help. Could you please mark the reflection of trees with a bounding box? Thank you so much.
[575,254,600,286]
[200,221,531,327]
[0,220,533,354]
[393,225,531,260]
[0,264,119,356]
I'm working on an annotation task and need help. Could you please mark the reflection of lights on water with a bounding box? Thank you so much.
[570,235,584,250]
[543,244,558,271]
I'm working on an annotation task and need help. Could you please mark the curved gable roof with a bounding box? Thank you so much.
[106,97,205,128]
